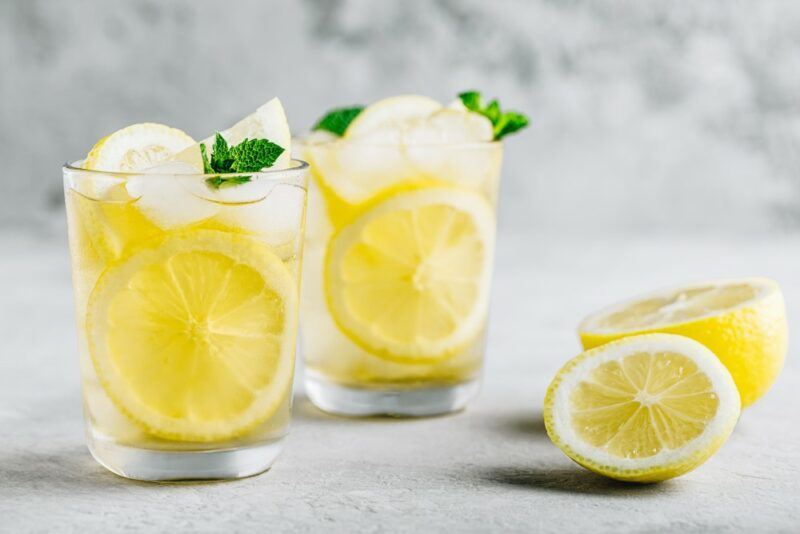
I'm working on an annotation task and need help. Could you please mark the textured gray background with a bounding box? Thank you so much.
[2,0,800,235]
[2,1,800,532]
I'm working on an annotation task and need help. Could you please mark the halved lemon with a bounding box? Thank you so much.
[324,186,495,362]
[578,278,787,407]
[544,333,740,483]
[84,123,196,172]
[87,230,297,442]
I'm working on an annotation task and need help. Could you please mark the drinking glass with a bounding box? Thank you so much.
[299,140,502,416]
[63,160,308,480]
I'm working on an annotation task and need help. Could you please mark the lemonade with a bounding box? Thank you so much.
[299,92,528,415]
[64,100,309,480]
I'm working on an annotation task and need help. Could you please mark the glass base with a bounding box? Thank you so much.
[304,373,481,417]
[87,433,285,481]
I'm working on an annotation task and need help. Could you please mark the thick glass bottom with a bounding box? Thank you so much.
[304,371,480,417]
[87,431,285,481]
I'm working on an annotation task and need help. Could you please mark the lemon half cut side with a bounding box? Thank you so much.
[578,278,787,407]
[544,333,741,483]
[87,230,297,442]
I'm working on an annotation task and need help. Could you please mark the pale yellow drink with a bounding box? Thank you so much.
[64,160,307,479]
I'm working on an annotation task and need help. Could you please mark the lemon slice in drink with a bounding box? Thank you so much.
[84,123,196,172]
[578,278,787,407]
[544,333,741,483]
[77,123,199,255]
[87,230,297,442]
[324,186,495,362]
[345,95,442,139]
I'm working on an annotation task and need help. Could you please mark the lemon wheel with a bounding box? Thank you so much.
[544,333,741,483]
[578,278,787,407]
[324,186,496,363]
[87,230,297,442]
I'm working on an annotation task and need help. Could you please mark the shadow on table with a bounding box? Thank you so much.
[0,444,255,491]
[0,444,147,493]
[478,465,671,496]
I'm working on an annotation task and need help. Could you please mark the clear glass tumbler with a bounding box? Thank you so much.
[299,140,503,416]
[63,160,308,480]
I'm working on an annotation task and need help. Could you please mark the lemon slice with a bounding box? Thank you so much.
[87,230,297,442]
[345,95,442,139]
[175,97,292,171]
[84,123,196,172]
[404,109,493,144]
[324,186,495,362]
[544,333,740,483]
[578,278,787,407]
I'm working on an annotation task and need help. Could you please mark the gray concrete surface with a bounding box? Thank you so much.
[3,0,800,235]
[1,225,798,532]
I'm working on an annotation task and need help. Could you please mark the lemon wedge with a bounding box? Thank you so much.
[578,278,787,407]
[87,230,297,442]
[544,333,740,482]
[324,186,495,362]
[83,123,196,172]
[175,97,292,171]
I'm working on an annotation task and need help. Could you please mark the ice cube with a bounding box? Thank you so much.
[216,182,306,246]
[131,161,220,229]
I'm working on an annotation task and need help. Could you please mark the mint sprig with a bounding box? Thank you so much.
[312,106,364,136]
[200,133,285,189]
[458,91,529,140]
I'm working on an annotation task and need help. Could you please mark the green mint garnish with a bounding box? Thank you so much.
[204,175,252,189]
[312,106,364,136]
[458,91,529,140]
[200,133,285,189]
[228,138,285,172]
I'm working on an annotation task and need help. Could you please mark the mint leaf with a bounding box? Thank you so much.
[229,138,285,172]
[313,106,364,136]
[205,175,252,189]
[458,91,482,112]
[458,90,529,140]
[494,111,529,140]
[202,133,285,189]
[210,133,234,172]
[199,143,214,174]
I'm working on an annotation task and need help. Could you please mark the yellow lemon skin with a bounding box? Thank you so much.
[579,281,787,408]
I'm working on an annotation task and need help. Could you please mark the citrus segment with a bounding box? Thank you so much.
[87,230,297,441]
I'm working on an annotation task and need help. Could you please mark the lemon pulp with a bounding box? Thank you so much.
[571,351,718,458]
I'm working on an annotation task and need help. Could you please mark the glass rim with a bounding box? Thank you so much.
[63,158,309,179]
[293,136,503,150]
